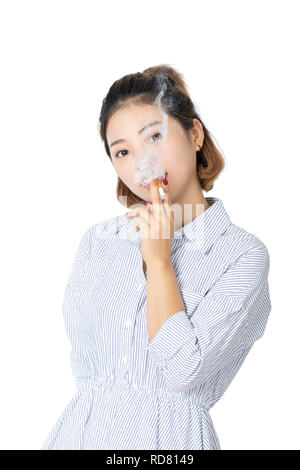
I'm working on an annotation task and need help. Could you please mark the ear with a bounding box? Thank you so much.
[189,118,204,149]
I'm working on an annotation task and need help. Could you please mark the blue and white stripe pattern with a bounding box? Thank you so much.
[41,197,271,450]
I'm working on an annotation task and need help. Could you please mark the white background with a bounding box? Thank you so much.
[0,0,299,450]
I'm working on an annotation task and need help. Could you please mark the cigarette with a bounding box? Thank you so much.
[158,180,167,202]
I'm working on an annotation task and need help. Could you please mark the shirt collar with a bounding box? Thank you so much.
[114,197,232,254]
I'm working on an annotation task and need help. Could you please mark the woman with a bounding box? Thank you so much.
[41,64,271,450]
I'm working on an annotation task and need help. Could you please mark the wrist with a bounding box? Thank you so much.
[146,259,173,272]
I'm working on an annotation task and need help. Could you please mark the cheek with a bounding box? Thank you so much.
[163,141,195,179]
[162,147,195,199]
[118,168,142,195]
[114,161,133,183]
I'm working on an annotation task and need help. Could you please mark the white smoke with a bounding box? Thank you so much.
[133,78,169,187]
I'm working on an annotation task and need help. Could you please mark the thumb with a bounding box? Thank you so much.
[161,177,170,205]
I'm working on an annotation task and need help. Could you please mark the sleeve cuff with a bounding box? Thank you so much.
[146,310,196,360]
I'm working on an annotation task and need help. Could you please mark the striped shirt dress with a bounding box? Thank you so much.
[41,197,271,450]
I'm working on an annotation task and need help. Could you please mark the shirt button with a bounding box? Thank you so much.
[125,320,132,327]
[122,355,128,364]
[137,282,143,290]
[132,383,138,390]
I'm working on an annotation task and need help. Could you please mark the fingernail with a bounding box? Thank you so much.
[162,177,168,185]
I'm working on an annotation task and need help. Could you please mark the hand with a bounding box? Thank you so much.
[125,179,174,269]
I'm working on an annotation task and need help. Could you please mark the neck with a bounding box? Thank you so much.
[172,175,210,231]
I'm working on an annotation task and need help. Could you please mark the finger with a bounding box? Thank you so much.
[126,206,150,219]
[157,180,168,204]
[149,179,165,220]
[134,215,152,237]
[146,202,153,214]
[161,177,170,205]
[149,179,162,208]
[160,178,174,238]
[129,207,153,225]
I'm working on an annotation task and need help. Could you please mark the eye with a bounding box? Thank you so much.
[115,132,162,158]
[149,132,161,142]
[115,149,128,159]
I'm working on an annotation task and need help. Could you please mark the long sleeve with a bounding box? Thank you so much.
[146,246,271,393]
[64,227,94,294]
[62,223,99,379]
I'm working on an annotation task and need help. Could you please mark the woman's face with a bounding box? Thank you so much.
[106,103,203,205]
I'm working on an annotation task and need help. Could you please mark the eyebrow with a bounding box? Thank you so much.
[109,120,163,148]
